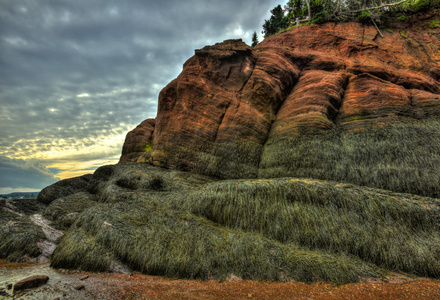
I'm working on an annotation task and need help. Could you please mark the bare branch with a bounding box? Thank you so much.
[304,0,311,25]
[343,0,408,14]
[370,16,384,37]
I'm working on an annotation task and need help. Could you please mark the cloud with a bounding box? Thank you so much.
[0,0,280,191]
[0,156,59,191]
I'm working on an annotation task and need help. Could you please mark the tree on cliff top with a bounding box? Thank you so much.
[262,0,440,38]
[251,31,259,47]
[262,5,289,37]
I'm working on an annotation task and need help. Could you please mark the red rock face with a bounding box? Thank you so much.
[121,17,440,180]
[120,118,155,163]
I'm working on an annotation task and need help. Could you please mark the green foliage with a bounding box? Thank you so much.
[285,0,335,24]
[309,0,336,23]
[286,0,305,21]
[262,5,290,38]
[397,13,411,21]
[358,10,372,20]
[400,30,409,38]
[262,0,440,39]
[429,19,440,28]
[251,31,259,47]
[145,143,153,152]
[406,0,440,10]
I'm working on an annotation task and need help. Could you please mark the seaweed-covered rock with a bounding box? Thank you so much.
[43,192,98,230]
[87,163,215,203]
[0,200,45,261]
[38,174,93,205]
[51,168,440,284]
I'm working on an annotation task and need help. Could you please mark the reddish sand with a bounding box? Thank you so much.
[2,261,440,299]
[89,272,440,300]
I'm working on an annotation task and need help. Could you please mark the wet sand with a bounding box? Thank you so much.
[1,260,440,299]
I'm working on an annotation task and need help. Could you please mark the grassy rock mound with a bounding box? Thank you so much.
[259,118,440,198]
[43,192,98,230]
[52,201,382,284]
[37,174,92,205]
[49,163,440,284]
[0,199,46,261]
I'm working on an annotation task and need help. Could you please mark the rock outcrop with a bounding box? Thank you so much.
[13,275,49,293]
[120,15,440,191]
[120,118,155,163]
[37,174,92,205]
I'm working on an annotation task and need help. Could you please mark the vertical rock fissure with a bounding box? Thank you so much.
[211,55,259,145]
[331,73,350,127]
[256,65,304,171]
[238,56,258,93]
[408,89,414,108]
[211,96,234,145]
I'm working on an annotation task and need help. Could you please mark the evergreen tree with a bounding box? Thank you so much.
[285,0,305,22]
[262,5,289,38]
[251,31,259,47]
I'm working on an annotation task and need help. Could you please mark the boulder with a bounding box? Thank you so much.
[37,174,92,205]
[14,275,49,292]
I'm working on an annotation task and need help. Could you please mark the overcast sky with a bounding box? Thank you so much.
[0,0,281,194]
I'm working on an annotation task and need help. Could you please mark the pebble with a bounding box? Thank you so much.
[74,284,85,290]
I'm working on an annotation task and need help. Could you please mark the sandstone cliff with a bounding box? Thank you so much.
[120,14,440,196]
[4,15,440,285]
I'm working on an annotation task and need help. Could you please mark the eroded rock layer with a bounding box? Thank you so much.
[120,17,440,192]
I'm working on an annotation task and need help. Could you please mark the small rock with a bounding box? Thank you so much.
[80,275,89,281]
[6,283,12,290]
[14,275,49,292]
[74,285,85,290]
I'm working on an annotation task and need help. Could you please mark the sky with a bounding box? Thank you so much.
[0,0,281,194]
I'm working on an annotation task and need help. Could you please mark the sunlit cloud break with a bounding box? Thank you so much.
[76,93,90,98]
[1,126,133,180]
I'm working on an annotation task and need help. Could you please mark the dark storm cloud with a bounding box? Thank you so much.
[0,156,59,190]
[0,0,281,189]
